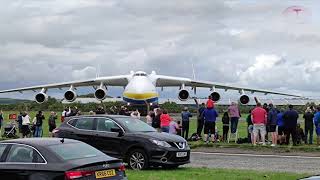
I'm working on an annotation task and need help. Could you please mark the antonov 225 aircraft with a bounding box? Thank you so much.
[0,71,301,105]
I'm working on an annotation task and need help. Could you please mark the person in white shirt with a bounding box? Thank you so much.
[21,112,31,138]
[130,110,141,119]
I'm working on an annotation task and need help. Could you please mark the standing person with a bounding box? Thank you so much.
[267,104,278,147]
[197,103,206,137]
[95,105,106,114]
[21,112,31,138]
[314,107,320,147]
[48,112,57,137]
[146,111,155,126]
[202,107,218,144]
[283,105,299,146]
[17,112,23,138]
[61,108,67,123]
[277,109,286,145]
[246,110,253,144]
[152,108,162,132]
[160,110,171,133]
[303,107,314,144]
[251,103,267,146]
[181,107,192,140]
[228,102,240,134]
[34,111,45,138]
[222,112,230,142]
[119,106,126,115]
[130,110,141,119]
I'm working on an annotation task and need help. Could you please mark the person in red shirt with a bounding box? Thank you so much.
[206,96,214,109]
[251,102,267,146]
[160,109,172,133]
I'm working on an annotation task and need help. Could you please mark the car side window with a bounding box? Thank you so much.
[0,144,7,160]
[96,118,119,132]
[68,118,78,126]
[6,145,45,163]
[74,118,94,130]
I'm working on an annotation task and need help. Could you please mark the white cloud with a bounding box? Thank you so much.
[0,0,319,99]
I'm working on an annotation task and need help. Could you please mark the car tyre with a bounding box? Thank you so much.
[128,149,149,170]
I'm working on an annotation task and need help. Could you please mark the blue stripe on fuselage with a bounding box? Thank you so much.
[123,97,158,104]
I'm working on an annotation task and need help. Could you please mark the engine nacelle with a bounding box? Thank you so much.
[35,92,48,104]
[178,89,189,101]
[64,90,77,102]
[211,92,221,102]
[240,95,250,105]
[94,87,107,101]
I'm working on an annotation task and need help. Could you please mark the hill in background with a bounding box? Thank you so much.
[0,98,32,104]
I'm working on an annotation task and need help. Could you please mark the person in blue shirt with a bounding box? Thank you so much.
[181,107,192,140]
[283,105,299,146]
[202,107,218,144]
[277,109,285,145]
[314,107,320,147]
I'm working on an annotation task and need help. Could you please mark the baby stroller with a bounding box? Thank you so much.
[2,122,17,138]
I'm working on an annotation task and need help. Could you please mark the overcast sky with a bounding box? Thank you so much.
[0,0,319,101]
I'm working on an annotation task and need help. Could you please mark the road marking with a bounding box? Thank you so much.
[191,151,320,159]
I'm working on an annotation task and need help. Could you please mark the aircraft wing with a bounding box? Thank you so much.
[0,75,130,93]
[155,75,301,97]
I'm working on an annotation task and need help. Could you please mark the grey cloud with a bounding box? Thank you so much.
[0,0,319,99]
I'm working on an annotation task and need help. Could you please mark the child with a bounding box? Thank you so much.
[296,123,305,145]
[222,112,230,142]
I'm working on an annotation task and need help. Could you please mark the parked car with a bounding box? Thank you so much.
[53,115,191,170]
[0,138,127,180]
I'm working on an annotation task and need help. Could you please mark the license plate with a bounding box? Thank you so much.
[176,152,188,157]
[95,169,116,179]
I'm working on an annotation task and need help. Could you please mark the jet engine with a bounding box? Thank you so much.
[64,88,77,102]
[210,92,221,102]
[35,92,48,104]
[178,89,189,101]
[94,87,107,101]
[239,94,250,105]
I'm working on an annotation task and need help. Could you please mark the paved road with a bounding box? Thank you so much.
[186,152,320,174]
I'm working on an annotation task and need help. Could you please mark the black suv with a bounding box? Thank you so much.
[53,115,190,170]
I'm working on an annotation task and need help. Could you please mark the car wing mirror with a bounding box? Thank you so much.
[111,127,124,136]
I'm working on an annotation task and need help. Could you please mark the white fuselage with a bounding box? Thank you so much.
[122,72,159,104]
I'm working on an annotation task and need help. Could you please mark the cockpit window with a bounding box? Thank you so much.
[134,73,147,76]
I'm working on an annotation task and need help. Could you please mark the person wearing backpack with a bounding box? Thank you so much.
[267,104,278,147]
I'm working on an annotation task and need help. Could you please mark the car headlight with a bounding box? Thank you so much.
[151,139,172,148]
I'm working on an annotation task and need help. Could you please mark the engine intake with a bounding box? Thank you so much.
[64,90,77,102]
[240,95,250,105]
[35,93,48,104]
[178,90,189,101]
[211,92,221,102]
[95,88,107,101]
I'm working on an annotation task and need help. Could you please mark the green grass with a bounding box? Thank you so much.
[126,168,308,180]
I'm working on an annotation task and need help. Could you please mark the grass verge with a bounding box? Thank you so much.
[126,167,308,180]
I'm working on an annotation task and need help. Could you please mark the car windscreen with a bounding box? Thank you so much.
[117,117,156,132]
[48,142,104,161]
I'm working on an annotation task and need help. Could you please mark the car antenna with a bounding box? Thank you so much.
[60,138,65,143]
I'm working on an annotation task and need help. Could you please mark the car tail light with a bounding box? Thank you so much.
[65,171,94,180]
[119,164,126,171]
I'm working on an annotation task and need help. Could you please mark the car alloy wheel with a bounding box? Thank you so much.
[129,150,147,170]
